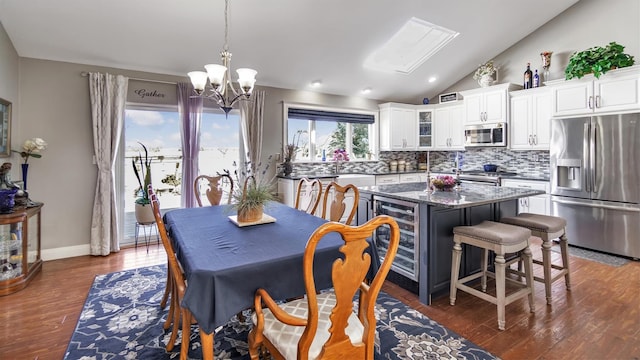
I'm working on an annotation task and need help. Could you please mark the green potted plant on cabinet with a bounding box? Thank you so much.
[132,142,154,224]
[564,41,635,80]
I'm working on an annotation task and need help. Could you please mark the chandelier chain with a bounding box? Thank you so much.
[223,0,229,52]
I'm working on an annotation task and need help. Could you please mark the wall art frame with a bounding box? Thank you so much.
[0,98,11,157]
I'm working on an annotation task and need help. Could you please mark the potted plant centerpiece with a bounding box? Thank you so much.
[230,155,276,223]
[565,41,635,80]
[132,142,154,224]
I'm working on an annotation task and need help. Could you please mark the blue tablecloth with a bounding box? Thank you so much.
[163,202,377,334]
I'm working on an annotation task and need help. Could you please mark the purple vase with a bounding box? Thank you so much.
[21,163,28,190]
[0,188,17,213]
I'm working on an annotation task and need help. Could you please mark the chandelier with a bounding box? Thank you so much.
[188,0,257,115]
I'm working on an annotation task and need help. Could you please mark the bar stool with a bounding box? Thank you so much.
[500,213,571,305]
[450,221,535,331]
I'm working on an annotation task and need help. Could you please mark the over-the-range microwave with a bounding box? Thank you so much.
[464,122,507,147]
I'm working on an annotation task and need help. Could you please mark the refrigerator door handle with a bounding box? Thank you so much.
[583,123,591,192]
[552,198,640,213]
[590,122,597,194]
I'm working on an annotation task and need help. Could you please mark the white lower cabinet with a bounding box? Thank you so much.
[376,174,400,185]
[399,173,421,183]
[501,179,550,215]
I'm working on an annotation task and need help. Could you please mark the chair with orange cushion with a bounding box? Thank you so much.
[194,173,234,206]
[321,182,359,225]
[294,177,323,215]
[248,215,400,360]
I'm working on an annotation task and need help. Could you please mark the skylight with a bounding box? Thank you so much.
[364,17,459,74]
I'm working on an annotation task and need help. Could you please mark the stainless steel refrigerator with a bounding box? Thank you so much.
[550,113,640,258]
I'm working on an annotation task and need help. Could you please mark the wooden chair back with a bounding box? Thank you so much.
[150,188,195,358]
[321,181,359,225]
[194,173,234,206]
[149,193,184,294]
[251,215,400,359]
[294,177,322,215]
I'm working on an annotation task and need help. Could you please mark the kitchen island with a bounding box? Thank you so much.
[357,182,545,305]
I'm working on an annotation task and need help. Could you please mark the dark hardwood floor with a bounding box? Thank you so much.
[1,239,638,360]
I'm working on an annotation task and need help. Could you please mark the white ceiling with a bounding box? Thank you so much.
[0,0,579,103]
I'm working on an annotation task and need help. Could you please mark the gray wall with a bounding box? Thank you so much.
[440,0,640,99]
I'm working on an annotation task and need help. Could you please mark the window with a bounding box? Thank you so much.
[285,105,376,161]
[122,106,240,244]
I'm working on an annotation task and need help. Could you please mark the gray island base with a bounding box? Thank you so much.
[357,182,545,305]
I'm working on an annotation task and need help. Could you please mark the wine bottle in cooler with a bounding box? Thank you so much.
[524,63,533,89]
[533,69,540,88]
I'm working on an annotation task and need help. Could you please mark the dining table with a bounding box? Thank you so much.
[163,201,379,359]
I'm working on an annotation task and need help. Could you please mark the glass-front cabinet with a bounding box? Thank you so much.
[373,196,419,281]
[417,109,433,149]
[0,204,42,296]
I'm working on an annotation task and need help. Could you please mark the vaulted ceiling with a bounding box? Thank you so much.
[0,0,579,103]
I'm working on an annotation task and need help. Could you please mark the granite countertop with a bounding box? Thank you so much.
[277,170,425,180]
[359,182,545,209]
[277,171,550,182]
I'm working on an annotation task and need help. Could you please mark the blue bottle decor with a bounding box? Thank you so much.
[21,163,29,190]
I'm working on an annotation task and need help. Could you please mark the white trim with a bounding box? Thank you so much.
[42,244,91,261]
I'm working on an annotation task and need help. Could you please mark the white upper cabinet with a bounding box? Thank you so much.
[509,88,552,150]
[433,104,465,150]
[379,103,417,151]
[416,106,434,150]
[460,83,522,125]
[547,65,640,117]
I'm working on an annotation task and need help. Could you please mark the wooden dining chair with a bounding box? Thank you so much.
[150,192,194,359]
[294,177,322,215]
[321,182,359,225]
[194,173,234,206]
[248,215,400,360]
[148,186,171,311]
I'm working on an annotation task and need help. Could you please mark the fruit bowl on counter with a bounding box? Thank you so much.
[430,175,457,191]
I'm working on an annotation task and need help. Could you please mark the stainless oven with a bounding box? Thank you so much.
[464,122,507,147]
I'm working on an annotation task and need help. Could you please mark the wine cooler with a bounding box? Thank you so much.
[373,196,419,281]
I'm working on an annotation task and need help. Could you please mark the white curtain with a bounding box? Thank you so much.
[89,72,128,256]
[240,90,265,174]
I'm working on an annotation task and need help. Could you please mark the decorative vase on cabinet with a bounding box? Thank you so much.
[479,74,494,88]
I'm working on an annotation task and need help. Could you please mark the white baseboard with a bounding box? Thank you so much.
[42,244,91,261]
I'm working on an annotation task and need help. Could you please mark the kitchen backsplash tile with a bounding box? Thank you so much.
[285,148,550,179]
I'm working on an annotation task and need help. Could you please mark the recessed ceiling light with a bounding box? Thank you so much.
[428,77,437,83]
[364,17,459,74]
[310,80,322,88]
[361,87,372,94]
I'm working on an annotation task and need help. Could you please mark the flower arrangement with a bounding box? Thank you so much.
[431,175,457,191]
[284,130,308,162]
[333,148,349,161]
[473,60,497,81]
[13,137,47,164]
[132,142,152,205]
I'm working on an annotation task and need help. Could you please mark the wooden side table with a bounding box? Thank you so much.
[0,203,43,296]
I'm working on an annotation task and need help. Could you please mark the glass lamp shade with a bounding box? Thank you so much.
[204,64,228,91]
[188,71,208,94]
[236,68,257,94]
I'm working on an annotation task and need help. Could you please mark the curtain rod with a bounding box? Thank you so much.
[80,71,178,85]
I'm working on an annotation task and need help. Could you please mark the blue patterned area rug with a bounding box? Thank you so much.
[65,266,497,359]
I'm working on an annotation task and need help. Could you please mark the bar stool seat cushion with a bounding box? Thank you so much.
[501,213,566,233]
[453,221,531,245]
